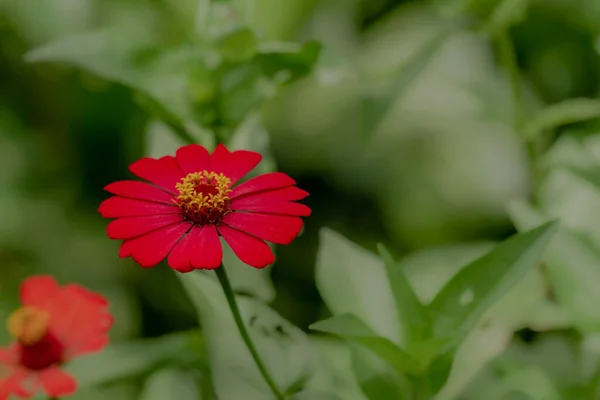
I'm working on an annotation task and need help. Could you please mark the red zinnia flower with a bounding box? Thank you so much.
[98,144,310,271]
[0,275,112,399]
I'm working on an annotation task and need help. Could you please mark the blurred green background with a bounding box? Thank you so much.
[2,0,600,399]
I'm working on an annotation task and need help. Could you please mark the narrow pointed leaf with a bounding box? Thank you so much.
[310,314,423,377]
[508,200,600,332]
[377,244,431,346]
[429,221,557,341]
[522,98,600,140]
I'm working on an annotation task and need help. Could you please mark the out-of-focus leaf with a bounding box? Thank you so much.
[434,320,514,399]
[360,27,448,137]
[227,113,277,178]
[508,200,600,332]
[217,62,271,125]
[315,229,402,344]
[139,368,201,400]
[257,41,322,82]
[25,29,214,147]
[350,344,408,400]
[377,244,431,346]
[221,239,276,303]
[292,391,343,400]
[310,314,423,376]
[67,332,202,388]
[429,222,557,341]
[481,0,531,36]
[398,241,568,396]
[522,98,600,140]
[216,27,258,62]
[302,337,367,400]
[563,166,600,195]
[177,271,315,399]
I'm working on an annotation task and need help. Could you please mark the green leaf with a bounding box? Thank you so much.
[522,98,600,140]
[481,0,531,36]
[66,332,203,389]
[221,239,276,302]
[429,221,557,342]
[177,271,315,399]
[302,337,368,400]
[257,40,322,82]
[139,368,202,400]
[227,112,277,179]
[508,200,600,332]
[310,314,423,377]
[315,229,402,345]
[25,29,214,147]
[216,27,258,62]
[360,27,448,137]
[377,244,431,346]
[349,344,408,400]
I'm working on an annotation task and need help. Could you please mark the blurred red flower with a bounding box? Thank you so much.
[0,275,112,399]
[99,144,310,271]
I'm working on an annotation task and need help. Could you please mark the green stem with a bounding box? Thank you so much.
[497,30,543,204]
[214,266,285,400]
[497,31,523,130]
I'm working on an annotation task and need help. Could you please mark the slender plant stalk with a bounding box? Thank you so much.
[497,30,542,204]
[215,266,285,400]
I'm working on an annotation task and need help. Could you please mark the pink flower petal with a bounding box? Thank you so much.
[231,186,309,208]
[118,223,192,268]
[176,144,210,175]
[129,156,184,194]
[218,225,274,268]
[104,181,174,204]
[168,225,223,272]
[209,144,262,185]
[230,172,296,198]
[98,197,179,218]
[106,214,184,239]
[222,212,303,244]
[39,366,77,397]
[232,202,312,216]
[20,275,60,307]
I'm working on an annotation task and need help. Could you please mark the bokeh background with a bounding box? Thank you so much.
[2,0,600,399]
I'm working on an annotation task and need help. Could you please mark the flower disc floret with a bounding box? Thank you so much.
[7,307,50,346]
[175,171,232,225]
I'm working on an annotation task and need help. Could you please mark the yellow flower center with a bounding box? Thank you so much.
[7,307,50,345]
[174,171,233,225]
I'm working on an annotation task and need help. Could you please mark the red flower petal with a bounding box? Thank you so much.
[231,186,309,207]
[39,366,76,397]
[38,284,112,358]
[230,172,296,198]
[221,212,303,244]
[232,202,312,216]
[218,225,274,268]
[20,275,60,307]
[129,156,183,194]
[118,223,192,268]
[104,181,174,204]
[106,214,184,240]
[176,144,210,175]
[0,368,31,399]
[167,225,222,272]
[98,197,179,218]
[209,144,262,185]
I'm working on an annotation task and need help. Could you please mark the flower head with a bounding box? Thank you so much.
[0,275,112,399]
[99,144,310,271]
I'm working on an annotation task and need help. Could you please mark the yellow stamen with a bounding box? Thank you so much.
[7,307,50,345]
[175,171,232,225]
